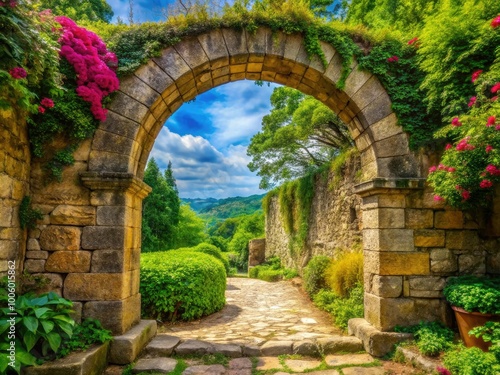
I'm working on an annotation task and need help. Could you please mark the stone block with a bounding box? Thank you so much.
[414,230,445,248]
[96,206,130,226]
[435,211,463,229]
[132,358,177,374]
[64,273,130,301]
[208,344,242,358]
[26,273,64,295]
[362,208,404,229]
[108,91,149,124]
[446,230,480,250]
[371,275,402,298]
[285,359,322,372]
[27,238,40,251]
[325,353,374,366]
[405,209,434,229]
[22,342,109,375]
[24,259,46,273]
[144,335,180,357]
[369,113,400,142]
[344,67,373,98]
[175,340,214,356]
[260,340,293,356]
[0,206,12,227]
[348,318,412,357]
[459,253,486,274]
[365,250,429,276]
[108,320,157,364]
[91,250,126,273]
[364,293,449,331]
[374,134,410,158]
[487,252,500,274]
[363,229,414,251]
[45,251,91,273]
[25,250,49,260]
[40,226,81,251]
[408,276,446,298]
[92,129,135,155]
[352,76,387,111]
[317,336,363,354]
[430,248,457,273]
[292,340,320,356]
[184,365,226,375]
[81,226,125,250]
[361,194,406,209]
[119,74,159,107]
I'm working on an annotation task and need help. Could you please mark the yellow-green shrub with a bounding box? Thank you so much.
[325,251,363,298]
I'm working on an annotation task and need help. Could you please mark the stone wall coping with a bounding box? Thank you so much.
[80,172,152,198]
[354,178,426,196]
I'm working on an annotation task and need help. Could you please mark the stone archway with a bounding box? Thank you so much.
[29,26,486,339]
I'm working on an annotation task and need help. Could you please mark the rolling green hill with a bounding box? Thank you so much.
[181,194,265,220]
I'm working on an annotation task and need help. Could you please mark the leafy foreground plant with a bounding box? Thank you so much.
[443,275,500,314]
[443,344,500,375]
[395,321,455,357]
[58,318,113,358]
[470,321,500,362]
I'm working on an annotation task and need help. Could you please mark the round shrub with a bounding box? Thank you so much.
[325,251,363,298]
[140,251,226,321]
[443,275,500,314]
[303,255,331,297]
[193,243,230,274]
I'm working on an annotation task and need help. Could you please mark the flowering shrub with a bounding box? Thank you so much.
[427,15,500,209]
[55,16,119,121]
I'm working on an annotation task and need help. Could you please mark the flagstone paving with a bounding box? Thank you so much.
[105,278,430,374]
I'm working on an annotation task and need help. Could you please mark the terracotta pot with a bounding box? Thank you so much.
[452,306,500,351]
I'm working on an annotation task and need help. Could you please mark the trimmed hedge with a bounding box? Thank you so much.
[303,255,331,297]
[140,250,226,321]
[174,242,230,274]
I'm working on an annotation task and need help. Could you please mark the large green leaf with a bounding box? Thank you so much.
[22,316,38,333]
[40,319,54,333]
[56,321,74,337]
[0,319,9,335]
[34,307,51,319]
[16,349,37,366]
[23,330,37,352]
[28,295,48,307]
[46,331,61,353]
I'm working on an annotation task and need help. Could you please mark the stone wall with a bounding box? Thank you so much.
[0,107,30,278]
[265,156,362,271]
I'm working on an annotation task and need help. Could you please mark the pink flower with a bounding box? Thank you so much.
[468,96,477,107]
[487,116,496,127]
[486,164,500,176]
[40,98,54,108]
[491,15,500,28]
[387,56,399,63]
[9,67,27,79]
[492,96,499,102]
[471,70,483,83]
[480,180,493,189]
[492,82,500,93]
[451,117,462,127]
[0,0,17,7]
[428,166,437,173]
[437,366,451,375]
[445,143,453,150]
[486,145,493,153]
[438,164,446,170]
[434,195,444,201]
[38,106,45,114]
[407,37,419,46]
[448,167,456,172]
[462,190,471,200]
[456,138,475,151]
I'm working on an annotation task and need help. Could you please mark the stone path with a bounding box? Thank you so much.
[105,278,429,374]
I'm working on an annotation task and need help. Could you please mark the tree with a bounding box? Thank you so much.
[34,0,114,23]
[227,212,264,270]
[142,158,179,252]
[173,204,207,248]
[247,87,352,189]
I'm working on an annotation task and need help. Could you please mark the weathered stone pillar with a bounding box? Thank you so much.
[248,238,266,267]
[72,172,151,335]
[355,178,449,331]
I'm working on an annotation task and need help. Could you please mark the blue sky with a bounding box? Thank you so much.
[107,1,278,199]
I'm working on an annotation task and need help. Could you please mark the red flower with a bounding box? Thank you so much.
[407,37,419,46]
[496,125,500,131]
[387,56,399,63]
[451,117,462,127]
[428,166,437,173]
[468,96,477,107]
[491,15,500,28]
[448,167,456,172]
[492,82,500,93]
[38,106,45,114]
[456,138,475,151]
[462,190,471,200]
[438,164,446,170]
[486,145,493,153]
[433,195,444,201]
[445,143,453,150]
[480,180,493,189]
[9,67,27,79]
[437,366,451,375]
[471,70,483,83]
[487,116,496,127]
[486,164,500,176]
[492,96,499,102]
[40,98,55,108]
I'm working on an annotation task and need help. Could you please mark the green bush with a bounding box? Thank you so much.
[395,321,454,357]
[470,321,500,362]
[325,251,363,298]
[193,243,230,274]
[313,284,364,330]
[443,344,500,375]
[443,276,500,314]
[303,255,331,297]
[58,318,112,358]
[140,251,226,321]
[256,269,283,282]
[248,257,297,282]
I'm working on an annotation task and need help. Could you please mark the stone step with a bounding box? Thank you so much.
[132,358,177,374]
[109,320,157,365]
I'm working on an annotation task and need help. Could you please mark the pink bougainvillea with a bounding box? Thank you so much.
[455,138,475,151]
[491,15,500,28]
[487,116,496,127]
[9,67,27,79]
[451,117,462,127]
[55,16,119,121]
[40,97,54,108]
[387,56,399,63]
[491,82,500,93]
[38,106,45,114]
[480,179,493,188]
[468,96,476,107]
[407,37,419,46]
[486,145,493,153]
[471,70,482,82]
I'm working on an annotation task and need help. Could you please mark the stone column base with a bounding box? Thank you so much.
[348,318,412,357]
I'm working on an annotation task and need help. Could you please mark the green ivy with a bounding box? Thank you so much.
[19,196,43,230]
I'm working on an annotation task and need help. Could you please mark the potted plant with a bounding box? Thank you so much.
[443,275,500,350]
